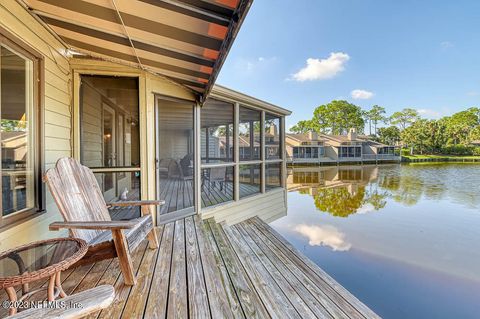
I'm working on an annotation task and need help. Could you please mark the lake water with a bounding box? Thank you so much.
[270,163,480,319]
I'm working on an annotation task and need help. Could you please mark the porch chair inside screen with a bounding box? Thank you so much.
[43,157,164,285]
[204,166,227,193]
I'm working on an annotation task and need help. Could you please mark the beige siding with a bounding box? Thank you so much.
[80,83,103,168]
[0,1,71,250]
[201,188,287,225]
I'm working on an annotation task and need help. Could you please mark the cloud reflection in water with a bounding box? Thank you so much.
[294,224,352,251]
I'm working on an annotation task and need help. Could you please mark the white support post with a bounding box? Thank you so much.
[261,111,266,193]
[195,103,202,215]
[281,116,287,189]
[234,102,240,201]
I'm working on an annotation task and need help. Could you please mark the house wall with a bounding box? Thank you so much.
[324,145,338,160]
[0,1,72,251]
[362,144,376,155]
[201,188,287,225]
[0,1,198,250]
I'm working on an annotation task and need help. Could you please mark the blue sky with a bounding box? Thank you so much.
[217,0,480,131]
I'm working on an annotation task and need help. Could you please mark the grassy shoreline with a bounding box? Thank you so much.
[402,154,480,162]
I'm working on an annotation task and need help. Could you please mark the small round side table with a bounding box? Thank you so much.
[0,237,87,315]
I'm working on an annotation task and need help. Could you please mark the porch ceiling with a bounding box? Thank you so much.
[21,0,252,101]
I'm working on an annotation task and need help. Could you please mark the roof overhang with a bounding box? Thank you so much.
[210,85,292,116]
[20,0,252,101]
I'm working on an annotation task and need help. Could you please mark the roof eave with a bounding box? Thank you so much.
[210,84,292,116]
[201,0,253,103]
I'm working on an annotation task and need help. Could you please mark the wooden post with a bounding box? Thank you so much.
[142,205,159,248]
[112,229,136,285]
[234,103,240,201]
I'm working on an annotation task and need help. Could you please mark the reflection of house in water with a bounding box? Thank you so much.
[288,165,393,218]
[287,165,379,193]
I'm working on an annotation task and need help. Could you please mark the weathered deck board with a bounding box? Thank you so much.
[220,222,302,318]
[194,216,244,319]
[0,217,379,319]
[144,222,175,318]
[205,219,267,319]
[167,219,188,318]
[185,217,211,319]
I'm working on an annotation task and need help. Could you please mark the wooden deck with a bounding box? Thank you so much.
[0,216,379,319]
[159,179,259,215]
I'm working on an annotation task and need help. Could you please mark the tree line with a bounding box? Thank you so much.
[290,100,480,155]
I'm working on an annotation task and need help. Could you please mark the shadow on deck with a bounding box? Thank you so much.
[0,217,379,319]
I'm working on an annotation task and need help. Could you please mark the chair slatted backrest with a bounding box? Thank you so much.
[44,158,111,243]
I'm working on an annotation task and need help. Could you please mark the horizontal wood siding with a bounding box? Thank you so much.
[80,83,103,168]
[201,188,287,225]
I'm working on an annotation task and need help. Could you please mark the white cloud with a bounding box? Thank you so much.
[351,89,374,100]
[292,52,350,81]
[294,224,351,251]
[467,91,479,96]
[440,41,454,49]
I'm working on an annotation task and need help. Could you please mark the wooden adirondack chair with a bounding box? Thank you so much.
[44,157,163,285]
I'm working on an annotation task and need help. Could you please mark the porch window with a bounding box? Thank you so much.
[79,76,140,206]
[0,39,40,227]
[265,113,281,160]
[339,146,361,158]
[239,106,261,161]
[265,162,282,190]
[239,164,261,198]
[200,98,286,206]
[201,99,235,207]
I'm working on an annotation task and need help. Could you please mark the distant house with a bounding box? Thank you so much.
[470,140,480,147]
[285,131,327,163]
[286,128,399,164]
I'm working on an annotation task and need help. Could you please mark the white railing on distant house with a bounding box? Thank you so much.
[362,154,400,160]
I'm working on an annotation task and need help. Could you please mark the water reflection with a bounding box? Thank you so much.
[294,224,351,251]
[272,163,480,319]
[288,163,480,216]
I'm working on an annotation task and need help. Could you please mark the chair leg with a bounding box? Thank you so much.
[112,229,136,286]
[141,206,159,249]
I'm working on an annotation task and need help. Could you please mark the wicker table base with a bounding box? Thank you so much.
[4,271,67,315]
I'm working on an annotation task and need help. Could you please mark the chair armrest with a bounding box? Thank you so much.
[49,220,138,231]
[107,200,165,207]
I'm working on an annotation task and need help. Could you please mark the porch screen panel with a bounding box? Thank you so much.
[239,164,261,198]
[239,106,260,161]
[200,99,235,207]
[79,76,140,207]
[201,100,234,163]
[1,45,35,219]
[265,162,281,191]
[157,99,195,215]
[201,166,234,208]
[265,113,281,159]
